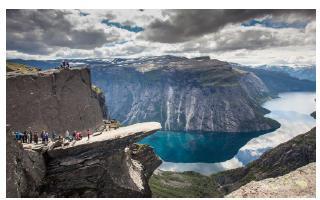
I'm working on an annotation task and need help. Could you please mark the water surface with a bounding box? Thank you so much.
[139,92,316,175]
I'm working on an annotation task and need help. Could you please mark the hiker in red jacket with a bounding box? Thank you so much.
[75,131,82,140]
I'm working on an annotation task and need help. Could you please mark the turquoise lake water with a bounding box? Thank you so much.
[139,92,316,175]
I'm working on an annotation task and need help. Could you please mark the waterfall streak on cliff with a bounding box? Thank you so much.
[185,94,196,131]
[177,94,183,124]
[200,110,205,131]
[164,87,174,130]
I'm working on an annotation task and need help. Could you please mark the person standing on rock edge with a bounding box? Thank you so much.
[44,131,49,144]
[87,129,91,141]
[26,130,31,143]
[22,130,27,143]
[51,131,57,141]
[41,130,45,144]
[33,131,38,144]
[28,128,33,144]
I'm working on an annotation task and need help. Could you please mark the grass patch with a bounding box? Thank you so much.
[92,85,103,94]
[6,62,39,73]
[149,171,223,198]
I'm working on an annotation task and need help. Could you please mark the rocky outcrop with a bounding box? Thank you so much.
[226,162,316,198]
[7,122,162,198]
[130,143,162,179]
[6,125,46,198]
[6,67,106,134]
[91,56,279,132]
[41,122,162,197]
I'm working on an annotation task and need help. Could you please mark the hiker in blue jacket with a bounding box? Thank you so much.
[15,131,22,141]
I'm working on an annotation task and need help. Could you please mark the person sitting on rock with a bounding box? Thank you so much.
[65,130,72,142]
[65,130,70,137]
[58,135,65,149]
[72,131,77,140]
[75,131,82,140]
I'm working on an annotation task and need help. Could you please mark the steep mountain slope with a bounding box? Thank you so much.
[149,127,316,197]
[90,56,279,132]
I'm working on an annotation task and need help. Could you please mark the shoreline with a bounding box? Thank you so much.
[146,91,316,175]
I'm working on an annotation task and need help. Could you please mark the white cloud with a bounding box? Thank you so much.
[6,10,316,66]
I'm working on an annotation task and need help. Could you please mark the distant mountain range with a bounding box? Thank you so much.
[230,63,315,95]
[230,63,316,82]
[257,65,315,81]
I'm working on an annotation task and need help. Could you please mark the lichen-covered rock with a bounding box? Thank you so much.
[6,67,105,134]
[226,162,316,198]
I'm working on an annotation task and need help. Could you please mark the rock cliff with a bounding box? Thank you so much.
[91,56,279,132]
[6,66,162,198]
[7,67,106,134]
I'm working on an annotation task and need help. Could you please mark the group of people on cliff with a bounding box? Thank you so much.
[14,127,92,145]
[59,60,70,68]
[14,128,49,144]
[63,130,92,142]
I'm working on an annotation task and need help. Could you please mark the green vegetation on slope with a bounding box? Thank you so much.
[92,85,103,94]
[150,127,316,197]
[6,62,39,74]
[150,171,223,198]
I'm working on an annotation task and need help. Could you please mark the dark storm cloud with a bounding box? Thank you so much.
[143,9,316,43]
[6,9,116,55]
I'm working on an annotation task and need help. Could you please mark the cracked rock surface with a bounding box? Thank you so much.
[226,162,316,198]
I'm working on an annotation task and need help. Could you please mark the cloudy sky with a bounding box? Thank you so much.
[6,9,316,66]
